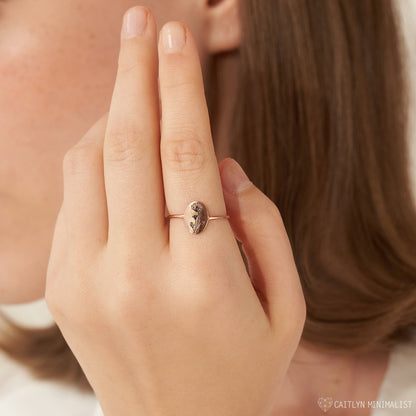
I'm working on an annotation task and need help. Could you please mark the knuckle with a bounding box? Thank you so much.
[117,59,146,76]
[162,78,197,93]
[105,123,150,163]
[161,131,209,173]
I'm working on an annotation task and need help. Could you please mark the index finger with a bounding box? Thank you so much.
[103,7,167,251]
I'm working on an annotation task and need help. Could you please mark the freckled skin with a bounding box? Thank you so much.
[0,0,208,303]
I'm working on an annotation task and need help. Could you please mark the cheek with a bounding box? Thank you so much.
[0,6,121,303]
[0,0,179,303]
[0,0,194,208]
[0,19,119,204]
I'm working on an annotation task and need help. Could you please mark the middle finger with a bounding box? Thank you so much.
[159,22,234,249]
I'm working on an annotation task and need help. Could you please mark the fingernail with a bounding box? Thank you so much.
[221,158,253,195]
[121,7,148,39]
[161,22,186,53]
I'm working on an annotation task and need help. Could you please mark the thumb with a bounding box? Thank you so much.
[218,158,305,329]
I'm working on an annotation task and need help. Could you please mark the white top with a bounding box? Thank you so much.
[0,359,97,416]
[2,337,414,416]
[371,340,416,416]
[0,301,97,416]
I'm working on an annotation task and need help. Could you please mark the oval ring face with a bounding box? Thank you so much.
[184,201,209,234]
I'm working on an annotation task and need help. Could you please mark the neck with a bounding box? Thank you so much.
[269,340,391,415]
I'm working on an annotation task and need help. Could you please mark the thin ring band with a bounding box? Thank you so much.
[166,200,230,235]
[166,215,230,220]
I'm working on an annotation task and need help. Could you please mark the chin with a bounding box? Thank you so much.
[0,199,56,305]
[0,247,48,305]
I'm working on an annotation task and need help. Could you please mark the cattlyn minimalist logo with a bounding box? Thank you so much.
[317,397,333,413]
[317,398,413,412]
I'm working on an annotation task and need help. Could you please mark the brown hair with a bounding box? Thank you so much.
[1,0,415,389]
[229,0,416,351]
[0,312,91,390]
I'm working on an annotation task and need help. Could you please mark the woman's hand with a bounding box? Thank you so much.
[45,6,305,416]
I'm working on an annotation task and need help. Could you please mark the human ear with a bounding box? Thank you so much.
[203,0,241,54]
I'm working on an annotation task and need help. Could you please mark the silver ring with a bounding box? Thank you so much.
[166,200,230,235]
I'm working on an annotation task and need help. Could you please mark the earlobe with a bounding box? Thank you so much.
[205,0,241,54]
